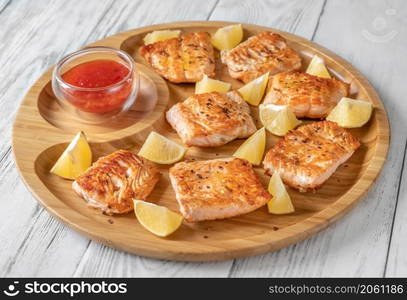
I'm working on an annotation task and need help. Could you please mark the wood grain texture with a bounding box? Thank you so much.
[72,0,332,277]
[64,0,232,277]
[0,0,122,277]
[210,0,326,39]
[380,0,407,276]
[1,0,228,277]
[386,140,407,277]
[1,0,406,277]
[73,242,234,277]
[230,0,407,277]
[13,20,389,264]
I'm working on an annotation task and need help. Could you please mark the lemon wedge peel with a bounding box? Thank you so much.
[326,97,374,128]
[259,104,301,136]
[50,131,92,180]
[211,24,243,51]
[267,173,295,214]
[133,200,183,237]
[138,131,186,164]
[306,55,331,79]
[143,30,181,45]
[195,75,232,94]
[238,72,270,106]
[233,127,266,165]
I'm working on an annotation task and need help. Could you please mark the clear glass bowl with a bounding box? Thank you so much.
[52,47,139,124]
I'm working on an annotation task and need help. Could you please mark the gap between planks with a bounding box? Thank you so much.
[383,138,407,276]
[310,0,326,40]
[0,0,11,16]
[226,0,327,278]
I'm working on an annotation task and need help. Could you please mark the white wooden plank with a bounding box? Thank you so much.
[83,0,222,42]
[0,173,90,277]
[210,0,325,39]
[0,0,123,277]
[385,142,407,277]
[376,0,407,278]
[230,0,407,277]
[0,0,10,14]
[70,0,238,277]
[74,243,234,277]
[2,0,404,278]
[72,0,329,277]
[0,0,231,277]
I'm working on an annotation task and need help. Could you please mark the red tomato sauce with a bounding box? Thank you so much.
[61,59,132,114]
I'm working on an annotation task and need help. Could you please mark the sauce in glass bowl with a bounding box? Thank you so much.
[61,59,131,114]
[63,59,129,88]
[52,47,139,123]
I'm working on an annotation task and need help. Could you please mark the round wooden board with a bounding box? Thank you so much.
[12,21,390,261]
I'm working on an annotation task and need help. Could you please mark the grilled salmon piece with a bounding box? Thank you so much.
[264,71,349,119]
[139,32,215,83]
[263,121,360,192]
[166,91,256,147]
[169,158,270,222]
[73,150,160,215]
[220,31,301,83]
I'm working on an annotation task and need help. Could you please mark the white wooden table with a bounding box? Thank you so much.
[1,0,406,277]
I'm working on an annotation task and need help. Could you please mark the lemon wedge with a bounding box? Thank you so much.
[259,104,301,136]
[327,97,374,128]
[143,30,181,45]
[211,24,243,51]
[134,200,183,237]
[238,72,269,106]
[138,131,186,164]
[233,127,266,165]
[306,55,331,78]
[267,173,295,214]
[195,75,231,94]
[50,131,92,180]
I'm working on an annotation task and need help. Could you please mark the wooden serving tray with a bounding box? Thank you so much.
[12,21,390,261]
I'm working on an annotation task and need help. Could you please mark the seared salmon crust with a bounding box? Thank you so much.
[166,91,256,147]
[140,32,215,83]
[73,150,160,215]
[263,121,360,192]
[169,158,271,222]
[264,71,349,119]
[221,31,301,83]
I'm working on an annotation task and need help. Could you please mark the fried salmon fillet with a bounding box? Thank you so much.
[220,32,301,83]
[73,150,160,215]
[263,121,360,192]
[169,158,270,222]
[139,32,215,83]
[264,71,349,119]
[166,91,256,147]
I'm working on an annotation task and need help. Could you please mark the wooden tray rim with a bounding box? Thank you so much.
[12,21,390,261]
